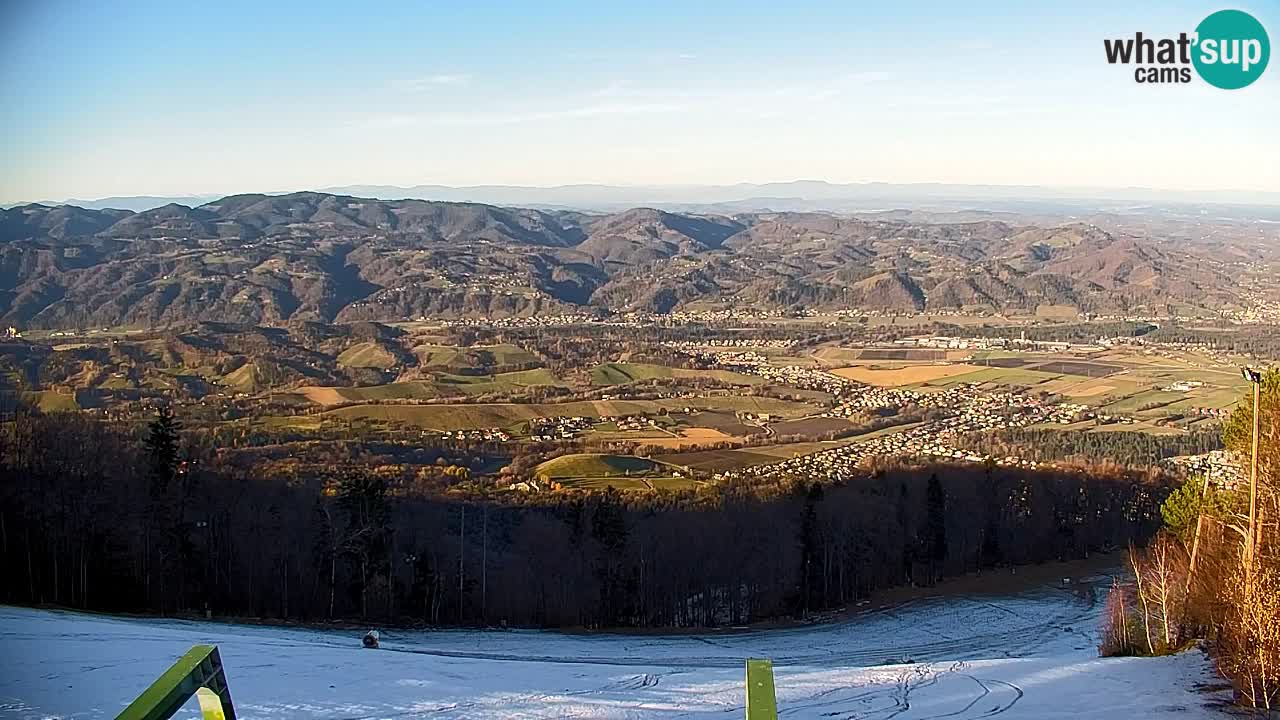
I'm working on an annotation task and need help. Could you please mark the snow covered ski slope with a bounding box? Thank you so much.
[0,573,1226,719]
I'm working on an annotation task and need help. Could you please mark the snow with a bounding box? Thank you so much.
[0,577,1227,719]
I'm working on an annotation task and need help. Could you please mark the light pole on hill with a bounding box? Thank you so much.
[1241,366,1263,572]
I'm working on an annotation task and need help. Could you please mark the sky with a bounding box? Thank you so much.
[1,0,1278,202]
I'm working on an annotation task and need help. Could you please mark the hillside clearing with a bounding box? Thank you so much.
[535,453,666,479]
[336,342,397,369]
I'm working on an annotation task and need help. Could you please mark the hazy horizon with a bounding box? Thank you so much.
[12,178,1280,212]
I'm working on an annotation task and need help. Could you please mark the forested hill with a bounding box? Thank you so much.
[0,409,1169,628]
[0,192,1245,328]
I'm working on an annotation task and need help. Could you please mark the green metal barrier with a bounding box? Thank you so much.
[745,658,778,720]
[116,642,769,719]
[116,645,237,720]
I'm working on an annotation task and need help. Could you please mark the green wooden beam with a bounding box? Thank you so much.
[116,645,236,720]
[745,658,777,720]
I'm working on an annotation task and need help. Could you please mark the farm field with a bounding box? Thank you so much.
[318,396,820,432]
[533,453,695,491]
[814,347,970,364]
[1027,360,1124,377]
[432,368,567,395]
[831,363,986,386]
[630,427,737,449]
[769,416,857,436]
[924,366,1066,388]
[296,369,567,406]
[536,453,666,479]
[675,409,767,437]
[411,343,538,369]
[22,390,79,412]
[335,342,397,369]
[812,347,1250,428]
[298,382,439,406]
[590,362,762,386]
[662,436,870,472]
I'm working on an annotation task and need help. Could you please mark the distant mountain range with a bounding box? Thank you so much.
[0,191,1256,330]
[13,181,1280,217]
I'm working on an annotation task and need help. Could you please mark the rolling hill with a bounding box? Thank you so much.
[0,192,1248,329]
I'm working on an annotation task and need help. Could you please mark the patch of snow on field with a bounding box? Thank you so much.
[0,579,1227,719]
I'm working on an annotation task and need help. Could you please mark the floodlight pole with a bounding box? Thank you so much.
[1249,376,1261,569]
[1242,368,1261,573]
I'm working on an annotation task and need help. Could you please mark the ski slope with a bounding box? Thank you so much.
[0,573,1226,719]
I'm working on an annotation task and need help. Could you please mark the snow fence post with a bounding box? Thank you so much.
[745,658,777,720]
[115,644,237,720]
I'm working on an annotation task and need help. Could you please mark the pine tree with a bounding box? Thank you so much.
[142,406,182,611]
[799,482,823,613]
[144,406,182,496]
[335,471,389,619]
[925,473,948,582]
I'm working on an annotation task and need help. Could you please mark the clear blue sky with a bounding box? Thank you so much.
[1,0,1277,201]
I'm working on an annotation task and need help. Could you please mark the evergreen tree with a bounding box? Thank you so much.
[1160,475,1241,541]
[144,407,182,496]
[799,482,823,613]
[142,407,183,610]
[335,471,389,619]
[897,481,914,582]
[925,473,948,582]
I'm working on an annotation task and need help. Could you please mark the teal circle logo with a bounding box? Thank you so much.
[1193,9,1270,89]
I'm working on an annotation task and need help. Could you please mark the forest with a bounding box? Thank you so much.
[953,427,1223,467]
[0,405,1171,629]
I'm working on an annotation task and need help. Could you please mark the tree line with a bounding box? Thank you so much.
[1,406,1169,629]
[954,427,1222,468]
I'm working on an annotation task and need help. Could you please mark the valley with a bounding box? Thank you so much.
[1,303,1261,495]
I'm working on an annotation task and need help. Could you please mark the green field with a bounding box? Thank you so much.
[222,363,266,392]
[925,366,1065,388]
[432,368,567,395]
[536,453,664,479]
[413,343,538,369]
[533,453,698,491]
[590,362,762,387]
[299,368,566,405]
[331,382,440,403]
[770,416,856,436]
[319,395,818,432]
[412,344,471,367]
[1101,389,1187,414]
[258,414,326,431]
[23,390,79,412]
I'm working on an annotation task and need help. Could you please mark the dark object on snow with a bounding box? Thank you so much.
[362,630,380,649]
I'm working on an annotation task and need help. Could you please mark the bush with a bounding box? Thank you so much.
[1216,560,1280,710]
